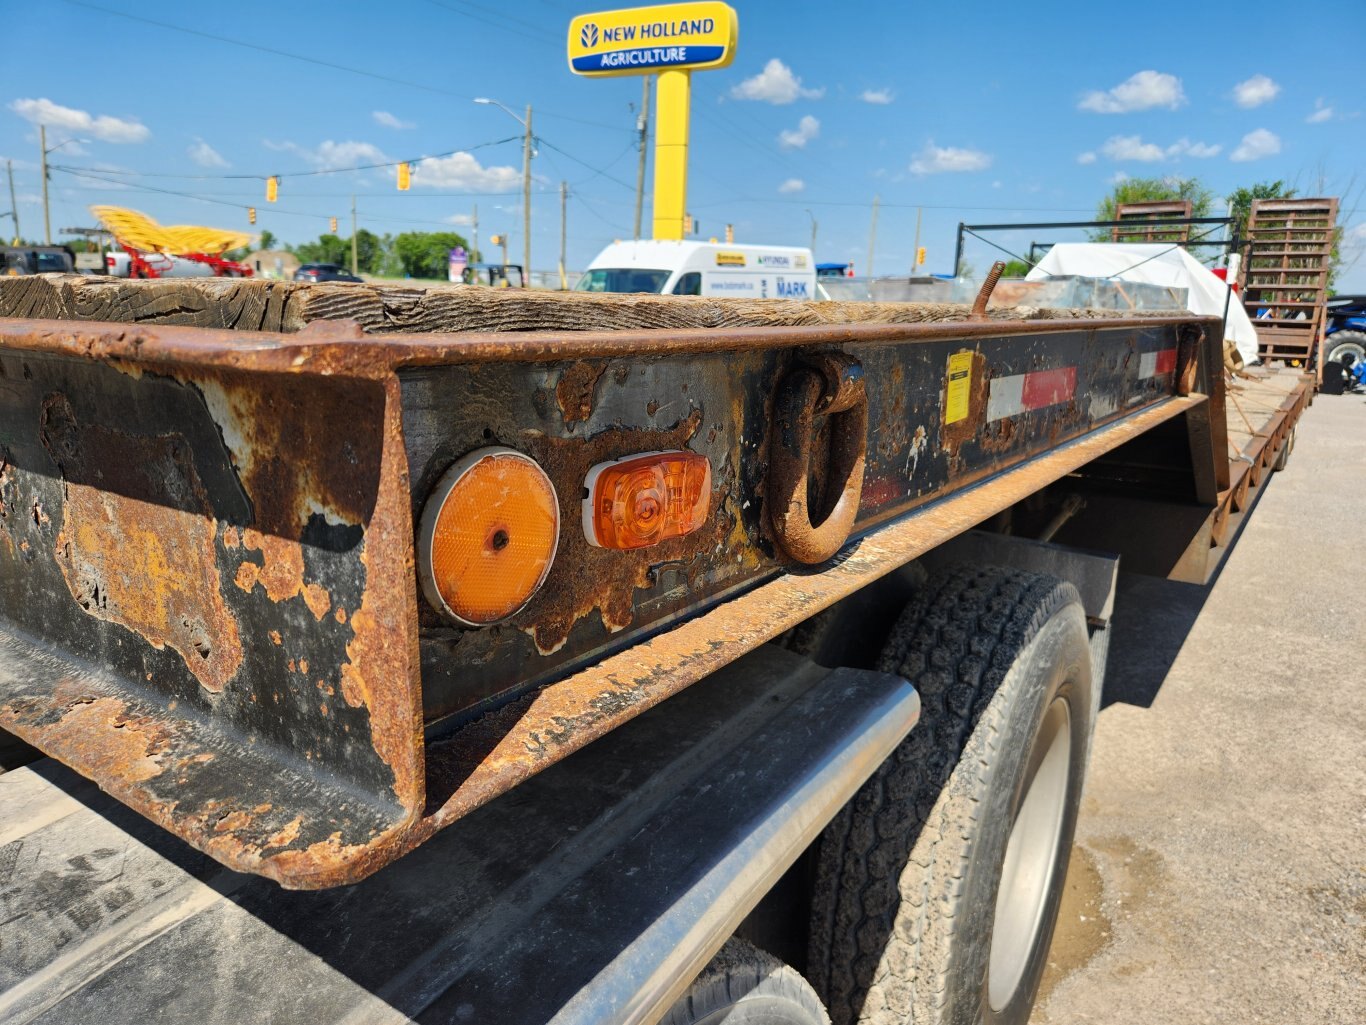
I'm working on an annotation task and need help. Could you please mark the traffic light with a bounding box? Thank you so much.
[265,176,278,203]
[397,162,411,191]
[916,246,926,267]
[330,216,338,233]
[490,234,505,246]
[725,223,734,244]
[684,214,696,235]
[248,207,256,225]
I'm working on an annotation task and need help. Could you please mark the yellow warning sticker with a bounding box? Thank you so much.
[945,351,973,425]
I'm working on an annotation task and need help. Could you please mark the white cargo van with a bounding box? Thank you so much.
[577,240,816,300]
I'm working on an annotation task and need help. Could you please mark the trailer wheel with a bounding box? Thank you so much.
[663,938,830,1025]
[1324,331,1366,370]
[808,566,1097,1025]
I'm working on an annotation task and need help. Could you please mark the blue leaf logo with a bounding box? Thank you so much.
[581,23,599,47]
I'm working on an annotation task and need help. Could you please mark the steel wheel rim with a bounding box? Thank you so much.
[987,697,1072,1011]
[1327,341,1364,368]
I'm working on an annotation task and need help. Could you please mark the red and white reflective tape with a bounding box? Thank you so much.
[985,348,1179,423]
[1139,348,1178,379]
[986,367,1077,422]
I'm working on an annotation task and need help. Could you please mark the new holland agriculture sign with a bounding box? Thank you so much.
[567,2,738,76]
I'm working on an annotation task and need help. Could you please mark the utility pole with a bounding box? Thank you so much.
[633,76,651,239]
[867,194,880,280]
[911,205,922,275]
[805,208,817,256]
[39,125,51,245]
[559,181,568,290]
[350,195,359,276]
[472,204,479,262]
[522,104,533,286]
[5,160,19,244]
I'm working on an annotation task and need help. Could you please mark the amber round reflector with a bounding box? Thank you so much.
[418,448,560,626]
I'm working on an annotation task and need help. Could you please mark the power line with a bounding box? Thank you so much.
[536,138,636,193]
[421,0,559,44]
[59,0,474,98]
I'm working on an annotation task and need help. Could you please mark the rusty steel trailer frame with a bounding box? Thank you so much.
[0,310,1296,888]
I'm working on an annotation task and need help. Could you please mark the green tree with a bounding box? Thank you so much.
[1227,180,1296,239]
[257,229,277,251]
[1001,259,1032,278]
[392,231,469,279]
[352,228,384,274]
[294,233,349,266]
[1091,176,1214,241]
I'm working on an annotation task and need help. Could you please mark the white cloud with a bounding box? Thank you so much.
[264,139,389,170]
[1077,151,1097,165]
[8,97,149,143]
[1102,135,1165,161]
[1230,128,1281,162]
[778,115,820,150]
[187,138,228,168]
[1307,98,1334,123]
[444,213,475,226]
[730,59,824,104]
[413,151,520,191]
[1110,170,1130,184]
[1078,71,1185,113]
[910,142,991,174]
[1233,74,1280,109]
[1171,138,1222,158]
[1098,135,1221,162]
[1344,223,1366,245]
[373,110,415,130]
[777,178,805,194]
[859,88,893,105]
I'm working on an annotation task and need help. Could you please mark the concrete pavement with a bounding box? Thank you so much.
[1034,389,1366,1023]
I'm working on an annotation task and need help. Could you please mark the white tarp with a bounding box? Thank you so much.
[1027,243,1258,363]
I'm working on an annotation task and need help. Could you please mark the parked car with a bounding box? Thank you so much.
[294,263,363,283]
[1,245,76,275]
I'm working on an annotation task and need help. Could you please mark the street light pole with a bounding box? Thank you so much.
[475,98,533,287]
[522,104,532,286]
[40,125,50,245]
[5,160,19,244]
[805,208,817,256]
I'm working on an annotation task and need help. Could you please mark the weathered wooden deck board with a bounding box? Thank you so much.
[1,274,1156,335]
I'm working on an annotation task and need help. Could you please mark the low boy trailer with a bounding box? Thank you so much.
[0,275,1310,1024]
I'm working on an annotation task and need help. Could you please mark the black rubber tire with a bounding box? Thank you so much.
[1325,330,1366,369]
[662,938,830,1025]
[808,566,1097,1025]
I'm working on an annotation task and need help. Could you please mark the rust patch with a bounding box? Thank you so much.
[40,693,173,784]
[193,371,385,535]
[0,449,14,558]
[515,408,719,654]
[40,395,243,693]
[554,361,605,425]
[233,527,332,621]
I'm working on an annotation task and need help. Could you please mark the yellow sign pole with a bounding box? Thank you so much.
[567,3,736,242]
[652,69,691,241]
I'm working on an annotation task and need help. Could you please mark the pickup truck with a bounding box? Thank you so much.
[0,272,1310,1025]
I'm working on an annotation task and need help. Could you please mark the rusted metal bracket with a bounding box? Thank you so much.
[970,261,1007,321]
[766,351,868,564]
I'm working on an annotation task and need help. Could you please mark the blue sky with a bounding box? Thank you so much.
[4,0,1364,288]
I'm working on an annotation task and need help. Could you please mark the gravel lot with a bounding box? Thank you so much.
[1033,389,1366,1024]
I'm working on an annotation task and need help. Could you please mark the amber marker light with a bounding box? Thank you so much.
[418,447,560,626]
[583,450,712,551]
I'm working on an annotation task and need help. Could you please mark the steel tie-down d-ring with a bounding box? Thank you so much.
[766,352,868,564]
